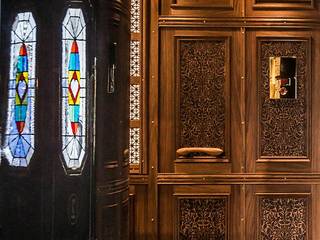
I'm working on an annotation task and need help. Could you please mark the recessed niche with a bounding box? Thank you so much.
[269,56,297,99]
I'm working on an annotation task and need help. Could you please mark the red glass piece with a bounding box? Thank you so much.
[19,43,27,56]
[71,40,79,53]
[16,121,25,134]
[71,122,78,135]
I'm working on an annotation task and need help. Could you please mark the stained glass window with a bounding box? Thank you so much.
[2,12,36,167]
[62,8,87,171]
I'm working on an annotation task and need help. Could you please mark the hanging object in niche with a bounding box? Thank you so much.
[269,56,297,99]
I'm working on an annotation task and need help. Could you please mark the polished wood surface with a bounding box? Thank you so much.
[130,0,320,239]
[95,0,130,239]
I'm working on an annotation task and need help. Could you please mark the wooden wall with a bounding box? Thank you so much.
[129,0,320,239]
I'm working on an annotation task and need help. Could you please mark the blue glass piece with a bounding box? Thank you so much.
[69,105,80,122]
[15,105,27,121]
[68,53,80,71]
[14,137,26,158]
[17,56,28,73]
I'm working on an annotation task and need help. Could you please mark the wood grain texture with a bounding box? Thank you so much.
[178,39,227,150]
[178,197,228,240]
[259,39,309,158]
[258,196,308,240]
[129,1,320,239]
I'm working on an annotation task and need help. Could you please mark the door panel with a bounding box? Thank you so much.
[0,1,93,239]
[159,29,244,174]
[246,30,314,174]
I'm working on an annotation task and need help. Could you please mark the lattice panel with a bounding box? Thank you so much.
[130,40,140,77]
[259,196,308,240]
[130,85,140,120]
[129,128,140,164]
[130,0,141,33]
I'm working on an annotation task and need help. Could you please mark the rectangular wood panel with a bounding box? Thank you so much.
[158,185,241,240]
[176,38,229,153]
[258,38,310,159]
[246,0,319,17]
[159,29,243,174]
[246,31,313,173]
[160,0,241,17]
[253,0,314,9]
[176,196,229,240]
[257,194,309,240]
[245,184,312,240]
[171,0,234,9]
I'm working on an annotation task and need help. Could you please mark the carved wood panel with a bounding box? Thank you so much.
[178,39,228,151]
[178,197,228,240]
[259,39,309,158]
[258,196,309,240]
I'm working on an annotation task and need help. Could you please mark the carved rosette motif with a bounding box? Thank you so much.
[260,40,308,156]
[259,197,308,240]
[179,40,226,149]
[178,198,227,240]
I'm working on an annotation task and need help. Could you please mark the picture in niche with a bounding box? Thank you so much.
[269,56,297,99]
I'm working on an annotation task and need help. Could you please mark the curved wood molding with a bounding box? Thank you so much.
[176,147,224,157]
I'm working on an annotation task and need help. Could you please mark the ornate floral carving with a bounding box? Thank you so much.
[259,40,308,156]
[178,198,227,240]
[179,40,227,149]
[259,197,308,240]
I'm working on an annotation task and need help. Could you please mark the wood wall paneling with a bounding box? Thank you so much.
[158,185,242,240]
[159,29,243,174]
[129,0,320,239]
[246,31,314,173]
[245,184,313,240]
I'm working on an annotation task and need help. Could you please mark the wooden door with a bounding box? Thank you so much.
[0,1,94,239]
[129,0,320,239]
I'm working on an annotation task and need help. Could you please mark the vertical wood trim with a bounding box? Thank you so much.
[142,0,149,175]
[148,0,159,239]
[241,27,246,174]
[240,25,247,240]
[312,30,320,172]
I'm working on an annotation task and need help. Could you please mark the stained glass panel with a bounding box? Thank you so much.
[62,8,87,171]
[2,12,36,167]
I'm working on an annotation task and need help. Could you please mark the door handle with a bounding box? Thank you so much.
[176,147,223,158]
[107,42,117,93]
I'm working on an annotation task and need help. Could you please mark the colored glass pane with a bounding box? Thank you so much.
[62,8,86,171]
[2,12,36,167]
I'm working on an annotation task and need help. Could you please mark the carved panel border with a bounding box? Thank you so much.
[175,37,230,161]
[171,0,234,9]
[175,195,230,240]
[257,38,311,161]
[257,193,310,240]
[253,0,314,10]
